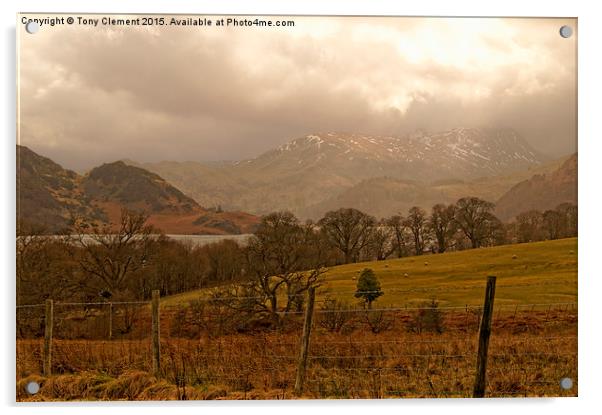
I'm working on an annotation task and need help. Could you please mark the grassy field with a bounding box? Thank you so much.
[164,238,578,308]
[17,238,578,400]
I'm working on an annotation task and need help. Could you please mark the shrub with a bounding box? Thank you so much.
[408,299,445,334]
[319,296,353,333]
[363,310,393,334]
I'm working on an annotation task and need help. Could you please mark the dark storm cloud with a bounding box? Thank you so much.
[18,16,576,170]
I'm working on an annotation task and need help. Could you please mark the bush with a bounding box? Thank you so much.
[363,310,393,334]
[408,300,445,334]
[319,296,353,333]
[169,307,189,338]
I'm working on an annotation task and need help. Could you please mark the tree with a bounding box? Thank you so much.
[74,208,156,299]
[354,268,383,309]
[453,197,499,249]
[429,204,457,253]
[542,209,564,240]
[516,210,544,243]
[226,212,326,323]
[367,220,396,261]
[319,208,376,263]
[17,220,82,305]
[556,203,578,237]
[386,215,410,258]
[403,207,428,255]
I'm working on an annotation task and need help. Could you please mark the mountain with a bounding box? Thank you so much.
[17,145,105,232]
[299,155,573,219]
[122,159,245,210]
[82,161,200,215]
[495,154,577,221]
[17,146,259,234]
[129,128,546,218]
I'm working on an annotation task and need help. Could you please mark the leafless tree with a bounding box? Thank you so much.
[319,208,376,263]
[542,209,564,240]
[404,207,428,255]
[556,203,578,237]
[453,197,499,248]
[429,204,457,253]
[516,210,544,243]
[217,212,326,324]
[385,215,410,258]
[73,208,156,299]
[16,219,85,305]
[367,220,396,260]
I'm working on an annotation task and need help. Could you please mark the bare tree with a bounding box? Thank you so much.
[404,207,428,255]
[453,197,499,249]
[542,209,564,240]
[367,220,396,261]
[73,208,155,299]
[319,208,376,263]
[429,204,457,253]
[221,212,326,323]
[386,215,410,258]
[17,220,82,304]
[516,210,544,243]
[556,203,578,237]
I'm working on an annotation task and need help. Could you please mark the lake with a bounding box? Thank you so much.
[21,234,254,247]
[164,234,253,247]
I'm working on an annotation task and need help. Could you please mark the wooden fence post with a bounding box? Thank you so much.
[151,290,161,378]
[43,299,53,377]
[294,286,316,396]
[473,276,496,398]
[108,302,113,340]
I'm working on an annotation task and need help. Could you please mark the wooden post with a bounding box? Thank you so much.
[473,276,496,398]
[108,302,113,340]
[294,287,316,396]
[151,290,161,377]
[43,299,53,377]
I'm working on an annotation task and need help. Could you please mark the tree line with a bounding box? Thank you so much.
[17,198,577,308]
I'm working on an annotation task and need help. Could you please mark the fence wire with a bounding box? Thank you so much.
[16,281,577,399]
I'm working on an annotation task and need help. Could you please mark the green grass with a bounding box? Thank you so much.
[163,238,577,308]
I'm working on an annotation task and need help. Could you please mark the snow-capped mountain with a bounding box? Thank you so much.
[238,129,543,182]
[127,128,547,218]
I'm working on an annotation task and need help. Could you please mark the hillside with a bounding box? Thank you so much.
[495,154,577,220]
[17,146,259,235]
[299,154,573,219]
[16,145,105,232]
[163,237,577,308]
[129,128,546,217]
[82,161,200,215]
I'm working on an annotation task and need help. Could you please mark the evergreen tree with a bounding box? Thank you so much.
[354,268,383,308]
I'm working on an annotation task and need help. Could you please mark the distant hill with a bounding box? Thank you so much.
[298,155,572,219]
[17,145,105,232]
[17,146,259,235]
[82,161,199,215]
[129,128,547,218]
[495,154,577,220]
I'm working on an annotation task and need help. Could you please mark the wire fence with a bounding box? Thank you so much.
[16,278,577,400]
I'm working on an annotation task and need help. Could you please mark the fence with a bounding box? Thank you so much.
[16,276,577,399]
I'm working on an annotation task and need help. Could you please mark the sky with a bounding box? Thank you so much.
[18,15,577,171]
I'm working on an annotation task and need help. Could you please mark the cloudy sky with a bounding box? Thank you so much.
[18,15,577,171]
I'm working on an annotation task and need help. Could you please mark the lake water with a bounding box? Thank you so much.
[165,234,253,247]
[24,234,254,247]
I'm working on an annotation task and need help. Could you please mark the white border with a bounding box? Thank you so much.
[2,1,601,415]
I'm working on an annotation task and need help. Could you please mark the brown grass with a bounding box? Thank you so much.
[16,307,577,401]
